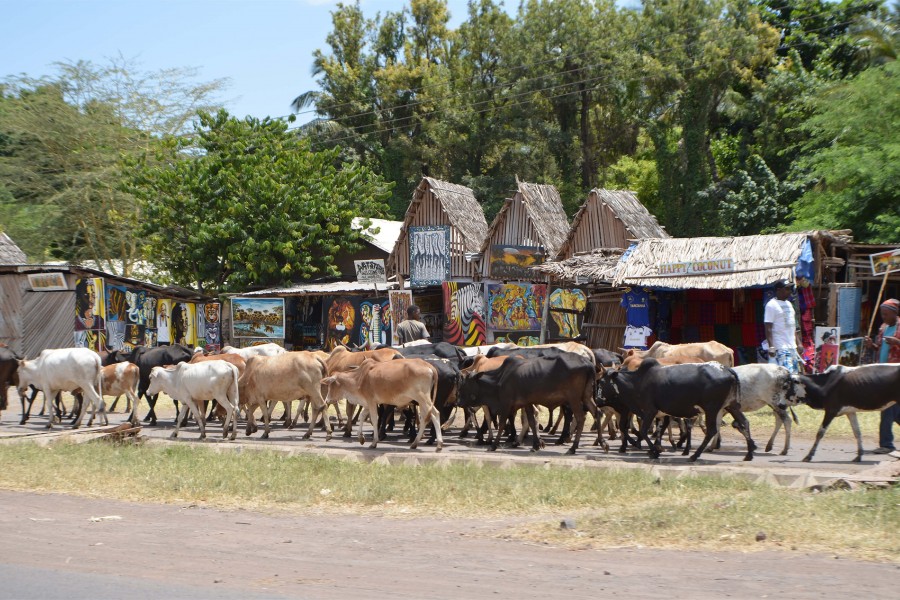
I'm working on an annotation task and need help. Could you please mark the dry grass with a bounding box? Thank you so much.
[0,441,897,562]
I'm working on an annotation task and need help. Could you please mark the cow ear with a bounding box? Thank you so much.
[321,376,336,385]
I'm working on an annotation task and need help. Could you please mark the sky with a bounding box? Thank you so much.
[1,0,522,124]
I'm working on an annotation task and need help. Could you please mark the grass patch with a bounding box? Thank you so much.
[0,441,897,562]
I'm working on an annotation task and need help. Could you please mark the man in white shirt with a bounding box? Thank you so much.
[764,280,802,374]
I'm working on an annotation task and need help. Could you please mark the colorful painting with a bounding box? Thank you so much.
[325,297,359,350]
[142,295,158,327]
[172,302,197,347]
[360,298,391,347]
[231,298,285,339]
[74,329,107,352]
[442,282,486,346]
[487,283,547,331]
[126,289,147,324]
[548,288,587,340]
[869,249,900,275]
[490,245,544,280]
[75,277,106,332]
[124,324,145,351]
[494,331,540,346]
[201,303,222,351]
[156,299,172,343]
[389,290,414,345]
[106,321,126,350]
[409,225,450,286]
[815,326,840,373]
[839,337,863,367]
[105,284,128,322]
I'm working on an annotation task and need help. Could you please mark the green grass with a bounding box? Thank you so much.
[0,441,897,562]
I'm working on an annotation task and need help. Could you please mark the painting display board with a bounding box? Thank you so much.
[389,290,414,345]
[409,225,450,286]
[837,287,862,336]
[489,245,543,280]
[839,337,863,367]
[200,303,222,351]
[870,249,900,275]
[359,298,391,348]
[231,298,285,339]
[814,326,840,372]
[487,283,547,331]
[324,296,361,351]
[171,302,197,347]
[75,277,106,332]
[442,282,486,346]
[548,288,587,340]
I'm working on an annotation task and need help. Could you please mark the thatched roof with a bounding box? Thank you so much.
[594,189,668,239]
[513,178,570,259]
[534,248,625,282]
[414,177,488,253]
[0,232,26,265]
[613,233,815,289]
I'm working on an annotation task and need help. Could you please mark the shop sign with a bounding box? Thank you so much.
[657,258,734,277]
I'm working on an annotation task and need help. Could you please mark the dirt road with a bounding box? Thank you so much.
[0,490,896,599]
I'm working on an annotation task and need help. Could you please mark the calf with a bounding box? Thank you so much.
[101,362,141,426]
[16,348,104,429]
[146,361,240,440]
[790,364,900,462]
[601,359,754,461]
[623,341,734,368]
[221,343,286,360]
[457,353,599,454]
[326,346,402,436]
[321,358,442,451]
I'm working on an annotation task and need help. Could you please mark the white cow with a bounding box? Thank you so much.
[16,348,103,429]
[221,343,286,360]
[146,361,240,440]
[711,363,798,455]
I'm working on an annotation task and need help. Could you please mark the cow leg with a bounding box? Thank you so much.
[144,392,160,426]
[281,400,293,429]
[41,388,59,429]
[410,402,430,450]
[726,406,756,461]
[490,407,511,451]
[802,410,838,463]
[525,407,542,452]
[367,405,380,449]
[170,402,190,439]
[566,403,587,455]
[376,405,390,442]
[767,406,792,455]
[689,409,720,462]
[108,395,121,412]
[636,412,661,459]
[428,406,443,452]
[19,387,39,425]
[846,412,864,463]
[556,408,573,445]
[261,400,274,439]
[681,418,694,456]
[245,403,258,436]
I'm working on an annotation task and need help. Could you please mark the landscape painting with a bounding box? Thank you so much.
[231,297,285,339]
[489,245,544,280]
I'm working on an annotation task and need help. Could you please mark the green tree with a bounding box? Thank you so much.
[790,60,900,242]
[127,110,393,293]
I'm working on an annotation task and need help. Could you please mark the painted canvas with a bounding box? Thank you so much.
[124,324,145,351]
[156,299,172,343]
[106,321,127,350]
[389,290,414,345]
[490,245,544,280]
[202,303,222,351]
[231,298,285,339]
[494,331,540,346]
[325,296,359,350]
[105,284,128,323]
[74,277,106,332]
[870,249,900,275]
[74,329,107,352]
[487,283,547,331]
[359,298,391,347]
[141,295,158,327]
[172,302,197,347]
[815,326,840,372]
[548,288,588,340]
[409,225,450,286]
[839,337,863,367]
[126,289,147,325]
[442,282,486,346]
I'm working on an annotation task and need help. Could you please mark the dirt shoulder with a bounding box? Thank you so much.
[1,490,896,600]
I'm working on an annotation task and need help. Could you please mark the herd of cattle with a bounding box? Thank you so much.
[1,339,898,463]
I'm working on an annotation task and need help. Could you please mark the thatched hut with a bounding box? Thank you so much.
[388,177,489,283]
[479,178,570,280]
[557,189,668,258]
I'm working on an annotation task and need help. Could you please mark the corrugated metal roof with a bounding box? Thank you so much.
[239,280,397,297]
[352,217,404,254]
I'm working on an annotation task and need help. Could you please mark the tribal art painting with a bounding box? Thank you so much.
[442,282,486,346]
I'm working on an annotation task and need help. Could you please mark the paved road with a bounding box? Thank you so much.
[0,491,896,600]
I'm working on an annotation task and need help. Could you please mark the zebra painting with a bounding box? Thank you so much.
[442,282,486,346]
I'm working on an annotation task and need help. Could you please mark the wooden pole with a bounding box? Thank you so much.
[540,275,551,344]
[867,266,892,338]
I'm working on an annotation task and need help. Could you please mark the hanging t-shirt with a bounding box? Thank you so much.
[623,325,652,349]
[621,287,651,328]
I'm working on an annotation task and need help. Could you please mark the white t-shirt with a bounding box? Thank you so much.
[623,325,652,348]
[764,298,797,349]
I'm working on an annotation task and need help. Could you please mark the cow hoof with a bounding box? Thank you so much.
[618,448,627,454]
[369,443,378,450]
[325,434,332,442]
[343,432,352,439]
[230,433,237,441]
[529,447,538,453]
[435,444,443,453]
[302,433,312,440]
[780,450,789,456]
[358,436,365,445]
[687,456,697,463]
[565,448,576,456]
[410,444,418,450]
[852,455,862,463]
[743,454,754,462]
[487,446,497,452]
[802,455,812,463]
[19,419,27,425]
[169,432,178,439]
[765,442,774,453]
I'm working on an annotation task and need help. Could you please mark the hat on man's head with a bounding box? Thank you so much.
[881,298,900,312]
[773,280,795,290]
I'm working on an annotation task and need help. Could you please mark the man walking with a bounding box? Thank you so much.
[396,305,430,345]
[865,298,900,455]
[764,280,802,374]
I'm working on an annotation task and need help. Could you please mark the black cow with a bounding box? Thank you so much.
[457,353,599,454]
[791,364,900,462]
[108,344,194,425]
[601,358,755,461]
[592,348,622,368]
[397,342,467,365]
[0,346,20,418]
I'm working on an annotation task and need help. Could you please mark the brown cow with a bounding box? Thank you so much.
[326,346,402,436]
[321,358,442,451]
[239,352,331,440]
[622,341,734,368]
[101,362,141,425]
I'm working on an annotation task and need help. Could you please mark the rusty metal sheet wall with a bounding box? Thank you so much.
[21,274,77,357]
[0,274,27,354]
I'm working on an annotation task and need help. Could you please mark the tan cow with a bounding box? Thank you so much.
[326,346,403,435]
[321,358,442,451]
[239,352,331,440]
[101,362,140,425]
[622,341,734,368]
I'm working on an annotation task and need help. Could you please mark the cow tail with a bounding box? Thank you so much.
[728,368,741,408]
[95,361,103,406]
[429,363,439,412]
[230,364,240,408]
[789,406,799,425]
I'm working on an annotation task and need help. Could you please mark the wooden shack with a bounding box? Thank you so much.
[557,189,668,259]
[479,178,570,280]
[388,177,489,283]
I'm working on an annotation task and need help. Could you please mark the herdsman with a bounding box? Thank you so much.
[865,298,900,456]
[764,280,802,373]
[396,305,430,344]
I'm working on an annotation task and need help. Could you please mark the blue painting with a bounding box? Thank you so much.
[231,297,285,339]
